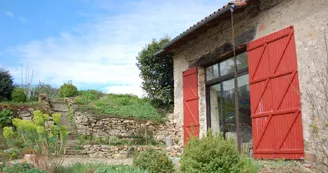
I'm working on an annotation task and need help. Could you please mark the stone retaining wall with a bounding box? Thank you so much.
[74,111,182,143]
[82,145,183,159]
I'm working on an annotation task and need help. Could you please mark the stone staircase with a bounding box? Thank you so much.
[49,99,86,155]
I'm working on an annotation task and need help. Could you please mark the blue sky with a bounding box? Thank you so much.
[0,0,230,96]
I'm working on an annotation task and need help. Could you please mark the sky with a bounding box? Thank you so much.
[0,0,230,97]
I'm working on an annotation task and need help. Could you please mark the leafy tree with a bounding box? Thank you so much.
[136,37,173,111]
[0,68,14,101]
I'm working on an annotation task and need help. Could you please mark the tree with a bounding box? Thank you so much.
[0,68,14,101]
[136,37,174,111]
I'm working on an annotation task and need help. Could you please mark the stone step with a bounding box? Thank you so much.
[51,103,68,112]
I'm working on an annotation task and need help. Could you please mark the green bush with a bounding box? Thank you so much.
[4,148,21,160]
[3,110,68,156]
[11,88,27,102]
[133,148,174,173]
[0,163,34,173]
[0,68,14,101]
[180,132,240,173]
[0,109,14,127]
[78,90,103,100]
[58,83,78,97]
[180,131,260,173]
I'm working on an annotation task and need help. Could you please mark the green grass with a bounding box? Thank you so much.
[74,93,164,122]
[0,101,40,107]
[54,163,148,173]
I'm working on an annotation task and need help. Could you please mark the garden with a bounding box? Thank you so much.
[0,57,313,173]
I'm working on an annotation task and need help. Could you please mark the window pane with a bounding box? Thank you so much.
[209,74,252,143]
[206,64,219,81]
[220,58,234,76]
[237,52,248,70]
[209,84,221,134]
[219,53,248,76]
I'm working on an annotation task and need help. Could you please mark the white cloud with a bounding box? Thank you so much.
[8,0,229,96]
[4,11,13,17]
[19,16,28,23]
[105,85,145,97]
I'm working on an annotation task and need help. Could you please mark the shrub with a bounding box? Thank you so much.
[11,88,27,102]
[78,90,103,100]
[3,110,68,156]
[1,163,34,173]
[133,148,174,173]
[180,131,240,173]
[0,109,14,127]
[58,83,78,97]
[3,148,21,160]
[0,68,14,101]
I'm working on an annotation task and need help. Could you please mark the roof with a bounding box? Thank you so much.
[155,0,249,56]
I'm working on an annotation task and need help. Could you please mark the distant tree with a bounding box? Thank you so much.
[136,37,174,111]
[0,68,14,101]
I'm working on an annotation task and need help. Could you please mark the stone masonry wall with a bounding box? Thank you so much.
[74,112,182,143]
[172,0,328,162]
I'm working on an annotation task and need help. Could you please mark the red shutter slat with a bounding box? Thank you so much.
[183,67,199,145]
[247,26,304,159]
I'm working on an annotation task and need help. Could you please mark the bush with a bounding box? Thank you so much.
[58,83,78,97]
[78,90,103,100]
[11,88,27,102]
[0,109,14,127]
[180,131,240,173]
[0,68,14,101]
[3,148,21,160]
[133,148,174,173]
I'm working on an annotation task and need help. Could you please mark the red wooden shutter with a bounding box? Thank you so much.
[183,67,199,145]
[247,26,304,159]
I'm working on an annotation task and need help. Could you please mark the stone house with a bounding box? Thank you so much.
[156,0,328,161]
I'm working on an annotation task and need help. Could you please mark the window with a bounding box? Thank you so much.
[206,52,252,143]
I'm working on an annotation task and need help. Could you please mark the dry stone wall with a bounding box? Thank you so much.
[74,111,182,144]
[82,145,183,159]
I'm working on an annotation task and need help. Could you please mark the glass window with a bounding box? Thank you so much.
[206,52,249,81]
[206,64,219,81]
[209,74,252,143]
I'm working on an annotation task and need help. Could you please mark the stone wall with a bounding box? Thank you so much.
[74,112,182,143]
[172,0,328,163]
[82,145,183,159]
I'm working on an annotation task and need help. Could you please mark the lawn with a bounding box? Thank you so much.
[74,91,164,122]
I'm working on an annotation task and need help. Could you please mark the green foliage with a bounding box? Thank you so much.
[0,109,14,127]
[0,68,14,101]
[54,163,147,173]
[3,110,68,156]
[3,148,21,160]
[133,148,174,173]
[136,37,174,111]
[0,163,36,173]
[78,94,163,122]
[58,83,78,97]
[78,90,103,100]
[52,113,61,124]
[180,131,253,173]
[11,88,27,102]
